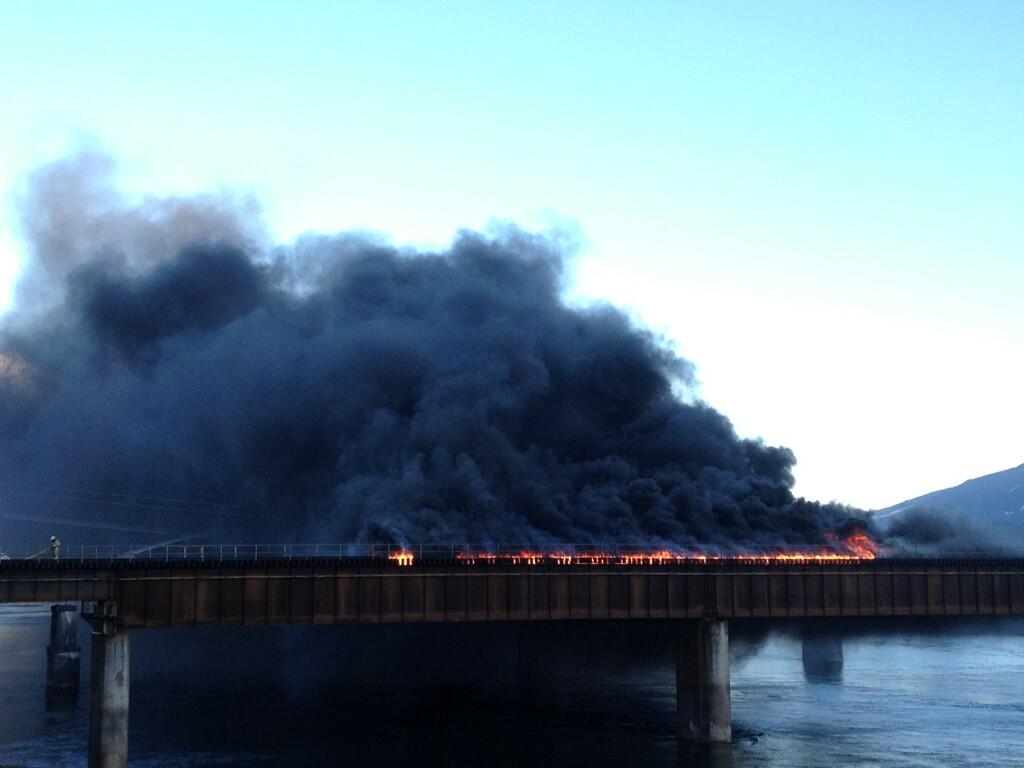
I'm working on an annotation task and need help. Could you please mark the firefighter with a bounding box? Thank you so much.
[50,535,61,560]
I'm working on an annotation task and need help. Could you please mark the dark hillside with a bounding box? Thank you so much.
[874,464,1024,545]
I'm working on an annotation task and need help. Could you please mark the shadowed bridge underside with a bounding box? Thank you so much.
[4,556,1024,765]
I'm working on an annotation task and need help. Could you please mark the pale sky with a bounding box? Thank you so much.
[1,1,1021,509]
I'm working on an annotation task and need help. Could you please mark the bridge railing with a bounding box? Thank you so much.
[5,543,420,562]
[9,543,645,562]
[3,542,1022,563]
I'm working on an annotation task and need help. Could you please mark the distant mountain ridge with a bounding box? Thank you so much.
[874,463,1024,541]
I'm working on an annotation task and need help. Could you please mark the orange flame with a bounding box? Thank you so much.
[388,550,415,566]
[387,530,885,567]
[826,529,886,559]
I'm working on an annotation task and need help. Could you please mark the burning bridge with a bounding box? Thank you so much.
[3,545,1024,767]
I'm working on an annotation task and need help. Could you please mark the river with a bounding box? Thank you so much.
[1,605,1022,767]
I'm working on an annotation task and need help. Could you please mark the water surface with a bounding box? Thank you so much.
[1,605,1021,767]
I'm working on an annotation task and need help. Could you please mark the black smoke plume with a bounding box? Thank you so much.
[0,151,870,551]
[881,508,996,555]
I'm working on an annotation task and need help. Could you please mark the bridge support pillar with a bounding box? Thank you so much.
[802,628,843,682]
[86,606,130,768]
[676,618,731,743]
[46,604,81,708]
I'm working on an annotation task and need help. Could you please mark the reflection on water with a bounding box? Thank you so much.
[800,631,844,683]
[0,605,1022,768]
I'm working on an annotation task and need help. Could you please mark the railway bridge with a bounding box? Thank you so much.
[2,546,1023,767]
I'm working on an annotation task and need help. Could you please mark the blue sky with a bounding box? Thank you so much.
[1,1,1021,508]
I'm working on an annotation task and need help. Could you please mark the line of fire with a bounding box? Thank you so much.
[386,528,884,566]
[3,527,1024,767]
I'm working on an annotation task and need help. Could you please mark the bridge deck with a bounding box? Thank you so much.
[2,558,1023,628]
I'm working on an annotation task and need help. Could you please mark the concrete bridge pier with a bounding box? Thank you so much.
[802,628,843,682]
[85,604,130,768]
[676,618,731,743]
[46,604,81,708]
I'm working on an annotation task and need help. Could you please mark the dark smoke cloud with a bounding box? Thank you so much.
[12,146,265,321]
[882,508,996,555]
[0,151,871,551]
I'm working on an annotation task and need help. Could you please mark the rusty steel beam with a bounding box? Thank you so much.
[2,559,1023,628]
